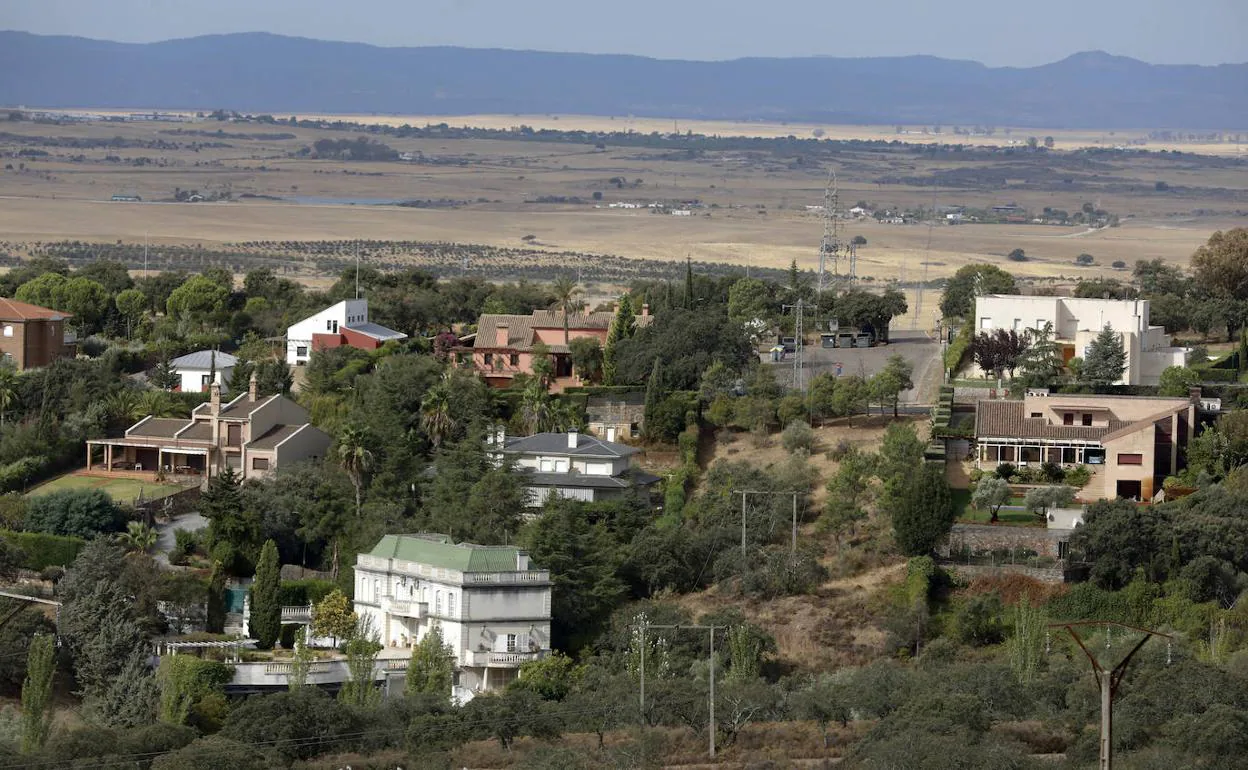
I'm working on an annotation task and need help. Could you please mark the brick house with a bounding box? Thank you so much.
[456,307,652,390]
[0,298,74,370]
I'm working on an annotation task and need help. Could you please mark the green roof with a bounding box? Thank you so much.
[368,534,524,573]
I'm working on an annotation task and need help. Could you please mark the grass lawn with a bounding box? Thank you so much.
[950,488,1042,526]
[28,474,185,503]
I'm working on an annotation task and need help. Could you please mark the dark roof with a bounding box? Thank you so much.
[247,424,304,451]
[504,432,640,458]
[128,417,193,439]
[177,421,213,441]
[346,322,407,341]
[586,393,646,407]
[976,400,1128,441]
[0,298,71,321]
[217,393,277,419]
[521,468,661,489]
[367,534,529,573]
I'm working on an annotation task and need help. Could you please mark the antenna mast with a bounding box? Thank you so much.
[817,170,839,293]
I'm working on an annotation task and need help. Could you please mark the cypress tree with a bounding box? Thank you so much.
[249,540,281,649]
[20,635,55,754]
[891,464,954,556]
[603,295,634,386]
[684,257,695,309]
[206,560,226,634]
[643,358,663,441]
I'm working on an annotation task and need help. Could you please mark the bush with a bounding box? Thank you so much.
[1064,465,1092,487]
[1112,260,1127,269]
[781,421,816,453]
[1040,462,1065,482]
[23,488,126,538]
[277,578,338,607]
[995,463,1016,480]
[1007,248,1028,262]
[0,529,86,569]
[0,456,49,493]
[171,529,200,565]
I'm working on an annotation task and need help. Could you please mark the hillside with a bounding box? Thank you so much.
[2,31,1246,128]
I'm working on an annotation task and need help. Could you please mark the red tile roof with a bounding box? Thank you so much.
[0,297,71,321]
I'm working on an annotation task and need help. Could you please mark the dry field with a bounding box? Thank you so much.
[0,114,1243,291]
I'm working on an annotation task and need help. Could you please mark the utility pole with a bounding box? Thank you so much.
[783,300,805,391]
[635,623,724,759]
[1053,621,1171,770]
[732,489,802,558]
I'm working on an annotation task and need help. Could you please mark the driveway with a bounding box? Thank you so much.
[153,512,207,566]
[767,329,945,405]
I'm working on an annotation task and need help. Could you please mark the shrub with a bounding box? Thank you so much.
[277,579,338,607]
[1064,465,1092,488]
[1112,260,1127,269]
[171,529,200,565]
[1007,248,1028,262]
[825,438,854,461]
[995,463,1016,480]
[0,456,49,493]
[781,421,816,453]
[0,529,86,569]
[23,488,125,538]
[1040,462,1065,483]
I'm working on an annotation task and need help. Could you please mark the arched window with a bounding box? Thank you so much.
[447,592,456,617]
[434,591,442,616]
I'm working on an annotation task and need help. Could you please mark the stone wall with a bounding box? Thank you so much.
[942,523,1071,559]
[944,564,1067,584]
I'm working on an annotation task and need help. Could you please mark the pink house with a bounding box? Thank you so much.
[456,308,652,389]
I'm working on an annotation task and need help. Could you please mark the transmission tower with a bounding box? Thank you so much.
[783,300,806,390]
[817,171,840,292]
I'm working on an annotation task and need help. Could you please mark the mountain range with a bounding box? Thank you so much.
[1,31,1245,129]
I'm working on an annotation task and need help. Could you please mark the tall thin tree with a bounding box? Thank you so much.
[551,276,580,346]
[336,424,375,518]
[20,635,55,754]
[249,539,281,649]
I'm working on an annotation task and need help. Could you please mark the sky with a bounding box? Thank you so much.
[4,0,1246,67]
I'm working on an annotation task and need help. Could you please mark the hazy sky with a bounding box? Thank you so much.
[5,0,1246,66]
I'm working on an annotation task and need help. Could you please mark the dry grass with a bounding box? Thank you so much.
[0,116,1239,286]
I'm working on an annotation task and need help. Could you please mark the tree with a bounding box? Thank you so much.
[152,736,281,770]
[792,674,851,749]
[727,277,774,328]
[287,628,313,690]
[335,423,374,518]
[249,540,281,649]
[568,336,603,383]
[150,348,179,391]
[1159,365,1202,397]
[200,468,257,562]
[0,362,18,426]
[165,275,228,325]
[19,635,55,754]
[1043,136,1055,148]
[836,289,907,343]
[891,464,953,556]
[419,382,454,449]
[205,561,226,634]
[254,358,293,396]
[1081,325,1127,385]
[971,477,1012,523]
[870,354,914,417]
[59,276,110,334]
[408,624,456,697]
[1023,485,1076,519]
[821,447,874,541]
[940,264,1018,319]
[550,276,580,345]
[602,295,635,385]
[1017,322,1065,387]
[1191,228,1248,301]
[1007,248,1027,262]
[24,488,125,538]
[642,358,664,441]
[686,257,697,308]
[1075,253,1095,266]
[1008,596,1045,684]
[311,589,356,646]
[529,341,555,387]
[14,272,69,310]
[338,618,382,707]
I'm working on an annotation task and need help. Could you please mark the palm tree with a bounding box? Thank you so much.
[136,389,188,420]
[336,424,374,518]
[118,521,158,555]
[550,277,581,346]
[520,377,553,434]
[419,384,454,449]
[0,365,17,427]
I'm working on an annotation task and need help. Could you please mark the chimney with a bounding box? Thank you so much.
[641,304,649,317]
[208,382,221,416]
[567,429,578,449]
[496,323,509,348]
[249,370,259,402]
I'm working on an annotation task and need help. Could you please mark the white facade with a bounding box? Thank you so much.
[973,295,1189,386]
[171,350,237,394]
[285,299,369,366]
[353,535,552,701]
[496,430,658,506]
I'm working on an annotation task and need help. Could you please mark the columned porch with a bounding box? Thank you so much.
[85,440,211,482]
[975,439,1105,468]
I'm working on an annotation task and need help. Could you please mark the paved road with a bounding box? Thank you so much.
[767,328,945,404]
[153,512,207,566]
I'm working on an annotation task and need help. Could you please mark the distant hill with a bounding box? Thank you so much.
[1,31,1245,129]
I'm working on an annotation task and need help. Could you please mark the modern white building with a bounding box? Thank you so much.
[493,429,660,506]
[973,295,1189,386]
[285,299,407,367]
[353,534,552,700]
[170,350,237,394]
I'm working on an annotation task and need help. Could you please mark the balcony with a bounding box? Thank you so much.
[280,605,312,624]
[381,596,427,619]
[464,649,543,667]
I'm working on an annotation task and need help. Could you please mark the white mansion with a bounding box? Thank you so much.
[353,534,552,699]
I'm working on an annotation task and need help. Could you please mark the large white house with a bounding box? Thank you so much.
[170,349,237,394]
[285,299,407,367]
[354,534,552,700]
[973,295,1188,386]
[493,429,661,506]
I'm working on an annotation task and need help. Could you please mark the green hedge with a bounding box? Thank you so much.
[0,457,50,494]
[1197,368,1237,383]
[944,324,973,374]
[1,529,86,569]
[277,578,337,607]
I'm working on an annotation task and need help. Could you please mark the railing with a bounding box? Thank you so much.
[281,606,312,623]
[489,651,540,665]
[381,597,427,618]
[263,661,332,675]
[464,571,551,584]
[356,554,550,586]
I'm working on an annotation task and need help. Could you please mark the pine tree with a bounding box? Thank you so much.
[684,257,695,309]
[603,295,635,386]
[227,359,255,397]
[407,624,456,697]
[20,635,55,754]
[642,358,663,441]
[150,349,179,391]
[1081,324,1127,386]
[248,540,281,649]
[206,560,226,633]
[891,464,954,556]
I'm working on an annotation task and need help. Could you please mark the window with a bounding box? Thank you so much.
[980,317,993,329]
[506,633,518,652]
[434,591,442,615]
[226,424,242,447]
[201,374,211,391]
[251,457,270,471]
[1036,319,1046,331]
[509,353,519,366]
[1,325,11,337]
[1117,453,1143,465]
[296,345,308,357]
[1030,412,1042,418]
[1013,319,1022,330]
[326,320,333,331]
[483,353,494,367]
[332,320,338,333]
[1082,414,1093,426]
[447,593,456,617]
[539,458,555,472]
[1063,413,1074,426]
